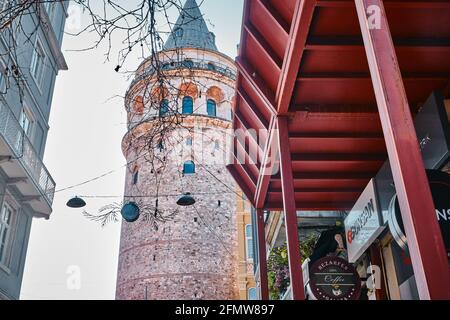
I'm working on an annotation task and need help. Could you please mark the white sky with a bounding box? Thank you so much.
[20,0,244,300]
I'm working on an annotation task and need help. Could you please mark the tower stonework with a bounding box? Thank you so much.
[116,0,239,300]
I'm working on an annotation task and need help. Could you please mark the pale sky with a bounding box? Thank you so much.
[20,0,244,300]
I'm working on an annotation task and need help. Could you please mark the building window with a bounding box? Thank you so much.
[161,62,171,71]
[245,224,254,261]
[157,140,164,152]
[183,161,195,175]
[0,67,6,92]
[183,59,194,69]
[132,165,139,185]
[207,99,216,117]
[186,137,192,146]
[214,140,220,150]
[19,108,33,138]
[174,27,183,38]
[0,202,16,268]
[133,96,144,115]
[182,96,193,115]
[44,1,56,20]
[248,288,258,300]
[159,99,169,117]
[30,38,46,88]
[207,62,216,71]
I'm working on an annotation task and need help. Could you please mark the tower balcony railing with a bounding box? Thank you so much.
[0,101,55,215]
[128,58,237,94]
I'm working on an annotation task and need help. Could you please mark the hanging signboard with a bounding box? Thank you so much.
[414,92,450,169]
[388,170,450,263]
[309,256,361,300]
[375,92,450,225]
[344,179,385,263]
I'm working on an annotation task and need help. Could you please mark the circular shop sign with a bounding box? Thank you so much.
[309,256,361,300]
[388,170,450,262]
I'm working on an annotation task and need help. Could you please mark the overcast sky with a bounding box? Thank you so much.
[20,0,244,300]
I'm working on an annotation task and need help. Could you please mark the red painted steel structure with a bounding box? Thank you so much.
[228,0,450,300]
[278,117,305,299]
[355,0,450,300]
[256,209,269,300]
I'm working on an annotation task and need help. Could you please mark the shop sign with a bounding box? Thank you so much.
[345,179,385,263]
[309,256,361,300]
[414,92,450,169]
[388,170,450,263]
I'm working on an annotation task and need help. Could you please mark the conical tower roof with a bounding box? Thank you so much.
[164,0,218,51]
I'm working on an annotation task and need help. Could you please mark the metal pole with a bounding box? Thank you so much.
[277,117,305,300]
[256,208,269,300]
[355,0,450,299]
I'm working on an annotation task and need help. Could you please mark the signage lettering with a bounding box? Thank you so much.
[388,170,450,263]
[344,180,384,263]
[309,257,361,300]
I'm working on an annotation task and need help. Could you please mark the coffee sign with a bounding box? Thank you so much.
[345,179,385,263]
[309,257,361,300]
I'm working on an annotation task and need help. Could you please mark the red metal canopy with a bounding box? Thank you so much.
[227,0,450,300]
[228,0,450,211]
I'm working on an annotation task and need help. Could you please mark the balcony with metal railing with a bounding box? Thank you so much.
[0,101,55,217]
[128,58,237,94]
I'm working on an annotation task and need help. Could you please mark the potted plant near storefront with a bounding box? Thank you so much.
[267,235,318,300]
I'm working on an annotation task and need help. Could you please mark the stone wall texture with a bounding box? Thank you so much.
[116,49,239,300]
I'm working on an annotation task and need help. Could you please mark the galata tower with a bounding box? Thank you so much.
[116,0,239,300]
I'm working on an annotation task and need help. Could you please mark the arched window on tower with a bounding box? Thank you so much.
[132,165,139,185]
[159,99,169,117]
[183,59,194,69]
[174,27,183,38]
[182,96,194,115]
[183,161,195,175]
[207,99,217,117]
[133,96,144,115]
[207,62,216,71]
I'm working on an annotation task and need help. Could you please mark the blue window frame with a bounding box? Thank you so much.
[157,140,164,152]
[248,288,257,300]
[207,99,216,117]
[132,166,139,185]
[183,59,194,69]
[186,137,193,146]
[207,62,216,71]
[159,99,169,117]
[183,161,195,174]
[182,96,193,114]
[245,224,254,260]
[174,27,183,38]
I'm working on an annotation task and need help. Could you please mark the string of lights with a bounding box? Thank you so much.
[77,190,236,199]
[53,130,247,203]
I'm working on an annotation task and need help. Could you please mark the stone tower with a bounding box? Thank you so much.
[116,0,239,300]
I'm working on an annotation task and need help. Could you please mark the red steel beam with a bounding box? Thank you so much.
[276,0,316,114]
[355,0,450,300]
[243,21,283,72]
[236,57,277,114]
[254,116,276,209]
[256,208,269,300]
[277,117,305,300]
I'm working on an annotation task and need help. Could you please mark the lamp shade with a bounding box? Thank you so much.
[121,202,140,223]
[66,197,86,208]
[177,193,196,206]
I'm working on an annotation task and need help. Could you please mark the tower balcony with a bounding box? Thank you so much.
[0,102,55,217]
[128,58,237,94]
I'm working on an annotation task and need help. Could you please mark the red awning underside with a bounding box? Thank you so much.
[228,0,450,211]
